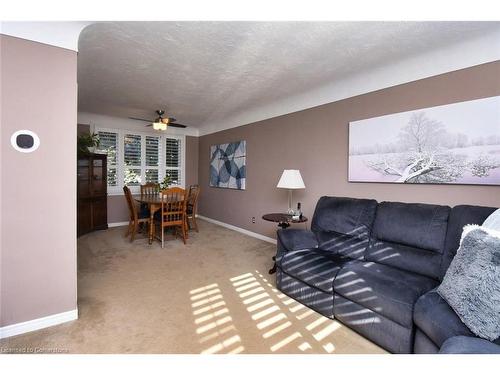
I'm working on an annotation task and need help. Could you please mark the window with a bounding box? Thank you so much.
[97,128,184,194]
[145,136,160,183]
[165,137,181,185]
[124,134,142,186]
[98,131,118,186]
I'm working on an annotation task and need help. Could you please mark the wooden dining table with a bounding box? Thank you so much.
[133,194,187,245]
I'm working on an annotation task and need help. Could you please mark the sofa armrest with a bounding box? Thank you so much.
[277,229,319,253]
[439,336,500,354]
[413,289,474,348]
[276,229,319,268]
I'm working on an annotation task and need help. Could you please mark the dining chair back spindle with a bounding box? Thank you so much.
[157,187,187,247]
[186,184,201,232]
[141,182,159,196]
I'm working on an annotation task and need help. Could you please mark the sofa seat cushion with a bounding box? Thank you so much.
[316,230,370,260]
[281,249,351,294]
[413,289,474,347]
[277,269,335,318]
[334,261,438,328]
[439,336,500,354]
[277,229,319,252]
[333,294,413,353]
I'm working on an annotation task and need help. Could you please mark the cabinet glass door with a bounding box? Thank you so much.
[92,157,106,195]
[77,159,90,197]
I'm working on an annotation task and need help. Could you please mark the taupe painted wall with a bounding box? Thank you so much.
[107,135,199,224]
[1,36,78,326]
[185,135,199,189]
[198,61,500,239]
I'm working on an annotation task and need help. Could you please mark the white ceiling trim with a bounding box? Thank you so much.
[0,21,93,51]
[199,30,500,136]
[78,111,200,137]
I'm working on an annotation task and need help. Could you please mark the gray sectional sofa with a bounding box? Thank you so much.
[275,196,499,354]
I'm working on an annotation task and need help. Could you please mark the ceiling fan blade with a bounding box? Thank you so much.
[128,116,152,122]
[169,123,188,128]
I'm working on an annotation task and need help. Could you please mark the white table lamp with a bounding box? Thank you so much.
[277,169,305,214]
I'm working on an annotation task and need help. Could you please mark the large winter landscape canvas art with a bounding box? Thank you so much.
[348,96,500,185]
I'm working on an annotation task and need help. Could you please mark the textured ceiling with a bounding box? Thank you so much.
[77,21,500,132]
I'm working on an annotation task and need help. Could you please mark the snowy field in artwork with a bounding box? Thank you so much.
[350,145,500,185]
[348,96,500,185]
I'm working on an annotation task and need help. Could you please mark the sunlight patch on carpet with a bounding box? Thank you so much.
[190,282,244,354]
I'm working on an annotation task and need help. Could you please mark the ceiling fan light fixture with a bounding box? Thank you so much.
[128,110,187,129]
[152,121,167,131]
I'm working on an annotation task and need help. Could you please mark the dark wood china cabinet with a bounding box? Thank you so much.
[77,153,108,236]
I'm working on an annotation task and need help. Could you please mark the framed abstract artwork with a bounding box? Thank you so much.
[210,140,246,189]
[348,95,500,185]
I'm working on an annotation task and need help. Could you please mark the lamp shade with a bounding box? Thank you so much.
[277,169,305,189]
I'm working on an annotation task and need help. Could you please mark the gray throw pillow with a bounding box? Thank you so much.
[483,208,500,232]
[437,227,500,341]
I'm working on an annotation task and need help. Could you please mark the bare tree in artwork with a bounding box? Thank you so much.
[398,112,446,153]
[365,112,498,183]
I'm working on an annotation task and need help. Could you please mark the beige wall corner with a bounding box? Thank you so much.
[0,35,78,328]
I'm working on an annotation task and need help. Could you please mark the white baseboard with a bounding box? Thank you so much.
[197,215,276,244]
[108,221,128,227]
[110,217,277,245]
[0,309,78,339]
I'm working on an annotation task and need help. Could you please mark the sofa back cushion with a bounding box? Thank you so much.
[311,196,378,234]
[440,205,497,280]
[311,196,378,259]
[365,201,450,279]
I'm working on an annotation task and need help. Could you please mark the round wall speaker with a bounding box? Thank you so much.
[10,130,40,153]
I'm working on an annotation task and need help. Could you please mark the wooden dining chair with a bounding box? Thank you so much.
[123,186,151,242]
[186,184,201,232]
[140,182,159,195]
[156,187,187,248]
[139,182,158,212]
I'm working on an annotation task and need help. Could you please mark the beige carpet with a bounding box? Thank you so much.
[0,220,385,354]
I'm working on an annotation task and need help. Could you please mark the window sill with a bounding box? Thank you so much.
[106,184,186,197]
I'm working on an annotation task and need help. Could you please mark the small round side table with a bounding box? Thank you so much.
[262,213,308,274]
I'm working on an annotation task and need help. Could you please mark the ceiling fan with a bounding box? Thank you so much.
[128,110,188,130]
